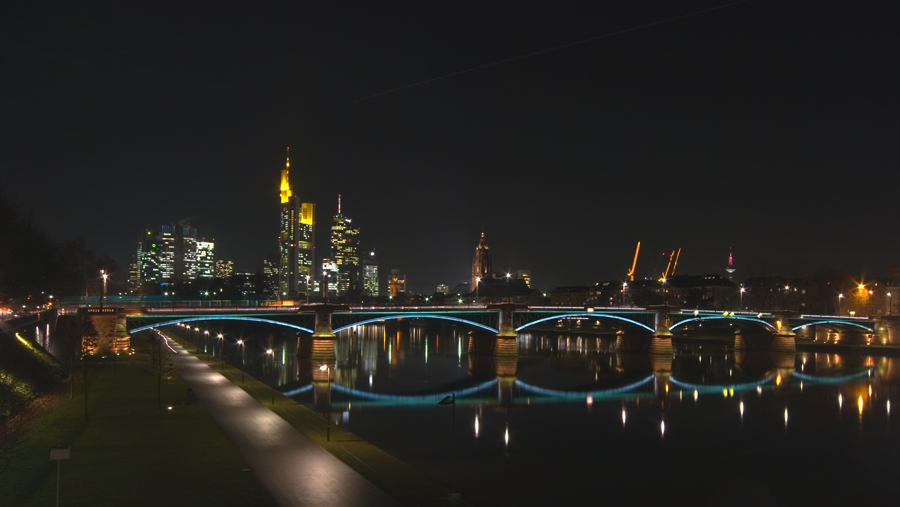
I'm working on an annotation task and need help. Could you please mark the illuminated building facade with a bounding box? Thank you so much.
[436,284,449,295]
[322,259,339,295]
[134,224,203,289]
[174,224,198,282]
[278,148,315,298]
[471,232,492,292]
[331,195,360,294]
[257,254,279,297]
[196,241,215,278]
[363,249,379,296]
[389,269,406,297]
[214,260,233,279]
[514,270,532,288]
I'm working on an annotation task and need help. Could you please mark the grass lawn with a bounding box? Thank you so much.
[0,352,276,507]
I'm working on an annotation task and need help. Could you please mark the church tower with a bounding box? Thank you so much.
[471,232,492,292]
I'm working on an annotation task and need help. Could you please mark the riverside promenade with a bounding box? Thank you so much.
[173,342,399,507]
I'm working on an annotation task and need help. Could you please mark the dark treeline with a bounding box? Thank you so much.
[0,186,116,303]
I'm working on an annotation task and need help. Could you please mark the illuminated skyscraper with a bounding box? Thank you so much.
[278,148,315,298]
[363,249,379,296]
[331,195,360,294]
[135,224,202,289]
[471,232,492,292]
[196,241,215,278]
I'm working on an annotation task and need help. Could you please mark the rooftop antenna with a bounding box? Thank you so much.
[338,194,341,214]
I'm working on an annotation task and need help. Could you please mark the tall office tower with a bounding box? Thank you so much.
[331,195,360,294]
[174,224,199,282]
[278,148,315,298]
[257,254,280,297]
[158,225,176,286]
[196,240,215,278]
[362,249,379,296]
[127,257,140,294]
[214,260,234,279]
[471,232,492,291]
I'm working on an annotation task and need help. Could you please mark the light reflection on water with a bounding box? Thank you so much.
[176,322,900,504]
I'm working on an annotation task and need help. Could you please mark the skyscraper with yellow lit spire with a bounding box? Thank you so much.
[278,147,315,298]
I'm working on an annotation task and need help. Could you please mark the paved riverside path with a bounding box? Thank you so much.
[172,343,400,507]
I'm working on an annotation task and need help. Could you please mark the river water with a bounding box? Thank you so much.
[178,321,899,505]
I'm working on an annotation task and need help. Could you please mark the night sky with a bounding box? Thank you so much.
[2,1,898,293]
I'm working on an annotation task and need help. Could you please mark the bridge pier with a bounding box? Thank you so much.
[772,311,797,354]
[649,305,676,358]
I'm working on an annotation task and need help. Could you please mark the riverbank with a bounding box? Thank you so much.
[0,354,275,506]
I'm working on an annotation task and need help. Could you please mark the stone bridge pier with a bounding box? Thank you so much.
[772,310,797,354]
[649,305,677,358]
[300,304,348,368]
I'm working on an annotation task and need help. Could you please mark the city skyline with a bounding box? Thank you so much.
[3,2,898,294]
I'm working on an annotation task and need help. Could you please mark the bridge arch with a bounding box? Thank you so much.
[128,316,314,334]
[669,315,777,332]
[332,314,497,334]
[791,320,874,333]
[514,313,655,333]
[514,374,655,398]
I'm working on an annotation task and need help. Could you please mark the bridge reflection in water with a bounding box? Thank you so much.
[159,318,887,411]
[157,317,899,504]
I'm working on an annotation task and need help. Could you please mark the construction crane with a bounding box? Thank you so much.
[661,248,682,280]
[626,242,640,281]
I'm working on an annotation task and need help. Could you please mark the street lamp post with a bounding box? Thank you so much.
[889,292,893,317]
[267,349,275,404]
[100,270,108,309]
[236,340,245,382]
[476,277,481,303]
[838,293,844,315]
[217,334,225,371]
[203,330,210,362]
[305,275,311,304]
[740,287,745,310]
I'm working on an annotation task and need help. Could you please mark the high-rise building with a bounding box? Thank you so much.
[388,269,406,297]
[257,254,279,297]
[362,249,379,296]
[174,224,199,282]
[214,260,233,279]
[331,195,360,295]
[134,224,205,289]
[278,148,315,298]
[471,232,492,292]
[157,225,176,285]
[196,240,215,278]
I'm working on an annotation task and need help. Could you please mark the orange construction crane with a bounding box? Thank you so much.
[661,248,682,279]
[627,242,640,281]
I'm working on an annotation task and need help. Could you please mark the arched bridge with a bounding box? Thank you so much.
[125,304,875,342]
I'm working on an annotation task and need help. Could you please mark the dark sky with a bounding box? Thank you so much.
[2,1,898,293]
